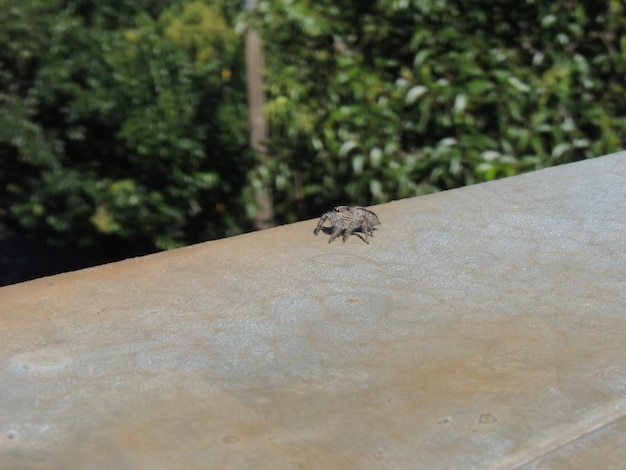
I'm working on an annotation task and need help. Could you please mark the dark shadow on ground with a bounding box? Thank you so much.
[0,238,154,287]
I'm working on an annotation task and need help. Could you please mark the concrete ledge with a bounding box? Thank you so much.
[1,152,625,469]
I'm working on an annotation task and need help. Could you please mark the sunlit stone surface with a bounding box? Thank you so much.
[1,152,625,469]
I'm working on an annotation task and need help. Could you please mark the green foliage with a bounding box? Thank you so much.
[255,0,626,221]
[1,0,625,255]
[0,0,251,249]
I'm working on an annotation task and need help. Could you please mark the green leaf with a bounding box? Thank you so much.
[406,85,428,104]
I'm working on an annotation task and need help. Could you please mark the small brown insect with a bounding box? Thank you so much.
[313,206,381,244]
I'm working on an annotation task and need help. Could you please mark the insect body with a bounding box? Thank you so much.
[313,206,380,244]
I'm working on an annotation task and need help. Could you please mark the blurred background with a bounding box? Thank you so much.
[1,0,625,286]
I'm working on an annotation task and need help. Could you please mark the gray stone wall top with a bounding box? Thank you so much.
[1,152,625,469]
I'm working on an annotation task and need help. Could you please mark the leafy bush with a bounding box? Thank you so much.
[255,0,626,221]
[0,0,251,250]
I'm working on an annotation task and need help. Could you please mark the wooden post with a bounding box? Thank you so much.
[245,1,273,230]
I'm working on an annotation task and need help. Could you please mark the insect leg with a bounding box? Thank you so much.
[328,226,343,243]
[313,214,328,235]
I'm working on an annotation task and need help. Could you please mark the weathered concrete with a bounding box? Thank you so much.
[1,152,625,469]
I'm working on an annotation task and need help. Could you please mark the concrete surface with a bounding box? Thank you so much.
[1,152,625,469]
